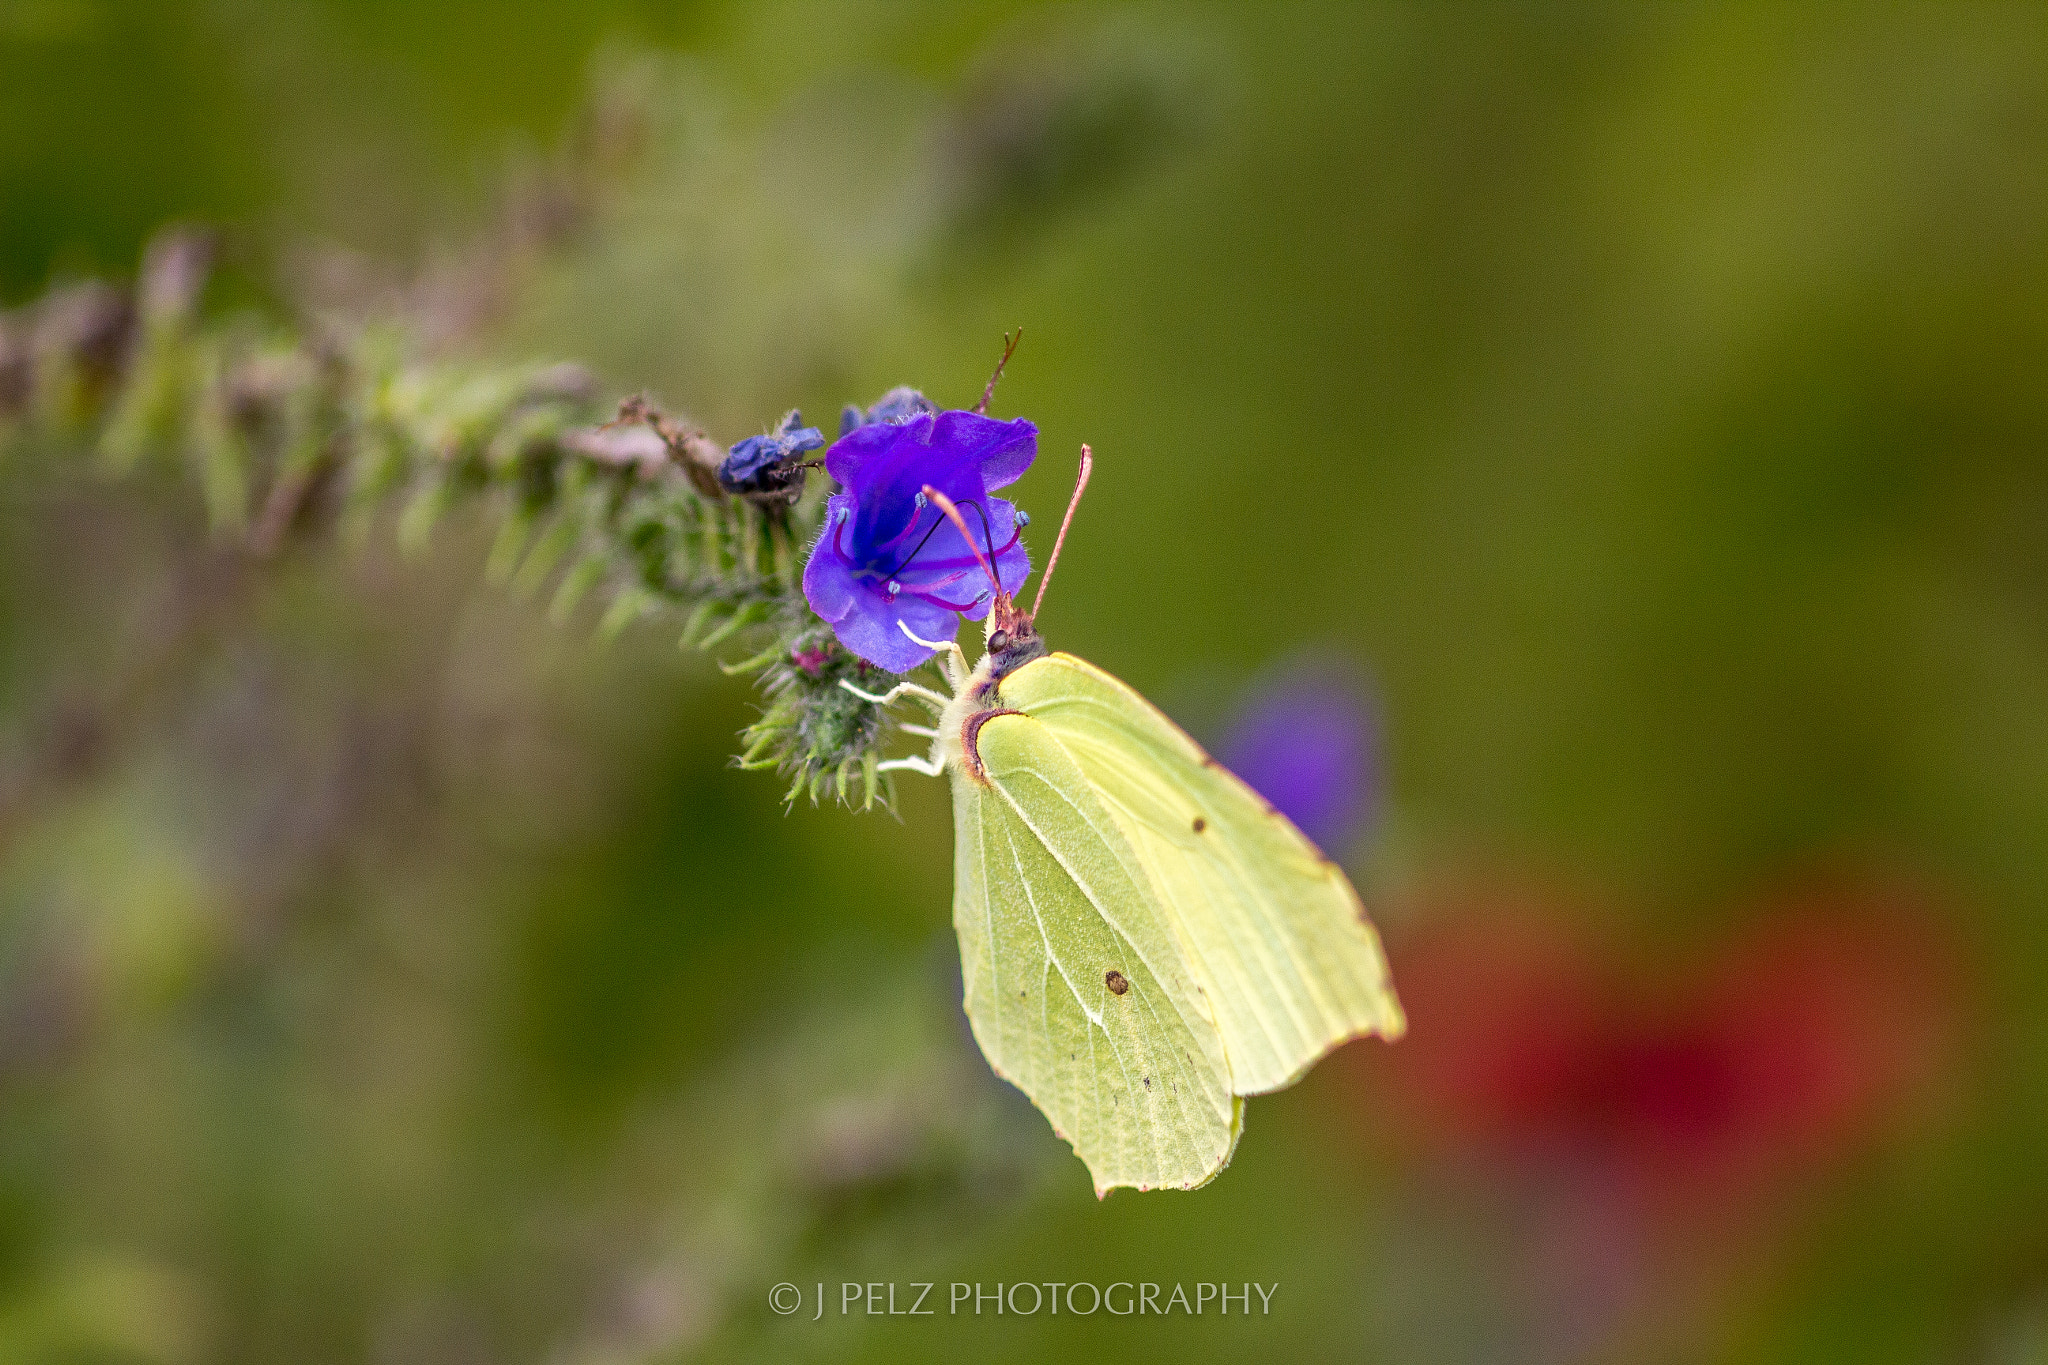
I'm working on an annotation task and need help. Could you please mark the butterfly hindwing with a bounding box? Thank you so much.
[998,653,1405,1095]
[950,711,1240,1194]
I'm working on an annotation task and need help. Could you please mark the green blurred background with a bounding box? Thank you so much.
[4,2,2048,1361]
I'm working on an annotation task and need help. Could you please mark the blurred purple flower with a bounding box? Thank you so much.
[1217,662,1376,853]
[802,409,1035,673]
[839,385,938,437]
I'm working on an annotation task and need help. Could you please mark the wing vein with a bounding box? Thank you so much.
[997,811,1149,1171]
[987,761,1213,1047]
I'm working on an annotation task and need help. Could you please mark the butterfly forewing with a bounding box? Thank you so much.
[998,654,1405,1095]
[950,712,1240,1194]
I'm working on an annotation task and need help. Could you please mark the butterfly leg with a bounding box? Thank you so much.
[838,679,950,712]
[897,723,939,738]
[898,620,969,689]
[876,753,945,777]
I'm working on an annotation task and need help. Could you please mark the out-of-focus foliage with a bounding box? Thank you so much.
[3,3,2048,1362]
[0,223,926,809]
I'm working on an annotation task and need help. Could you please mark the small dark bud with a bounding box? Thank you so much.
[836,386,938,436]
[717,409,824,511]
[863,386,937,426]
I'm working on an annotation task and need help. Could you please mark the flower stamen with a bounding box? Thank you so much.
[920,487,1004,605]
[881,496,1002,583]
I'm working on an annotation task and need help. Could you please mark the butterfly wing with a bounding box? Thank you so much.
[951,711,1241,1195]
[999,653,1404,1095]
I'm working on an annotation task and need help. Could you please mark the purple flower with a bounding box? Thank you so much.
[719,409,824,503]
[802,409,1035,672]
[1217,661,1377,855]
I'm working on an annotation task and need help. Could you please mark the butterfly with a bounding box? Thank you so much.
[843,446,1405,1196]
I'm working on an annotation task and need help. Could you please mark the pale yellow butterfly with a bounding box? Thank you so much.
[844,447,1403,1195]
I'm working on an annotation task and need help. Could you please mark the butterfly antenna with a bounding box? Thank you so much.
[974,329,1022,415]
[967,498,1001,594]
[922,486,1002,601]
[1030,444,1092,621]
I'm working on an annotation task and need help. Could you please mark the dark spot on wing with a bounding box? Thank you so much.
[1142,1076,1151,1089]
[1191,816,1206,833]
[1104,969,1130,995]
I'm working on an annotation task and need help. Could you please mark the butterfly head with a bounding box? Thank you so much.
[923,442,1090,682]
[983,590,1048,678]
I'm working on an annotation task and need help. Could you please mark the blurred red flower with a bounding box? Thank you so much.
[1374,873,1963,1216]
